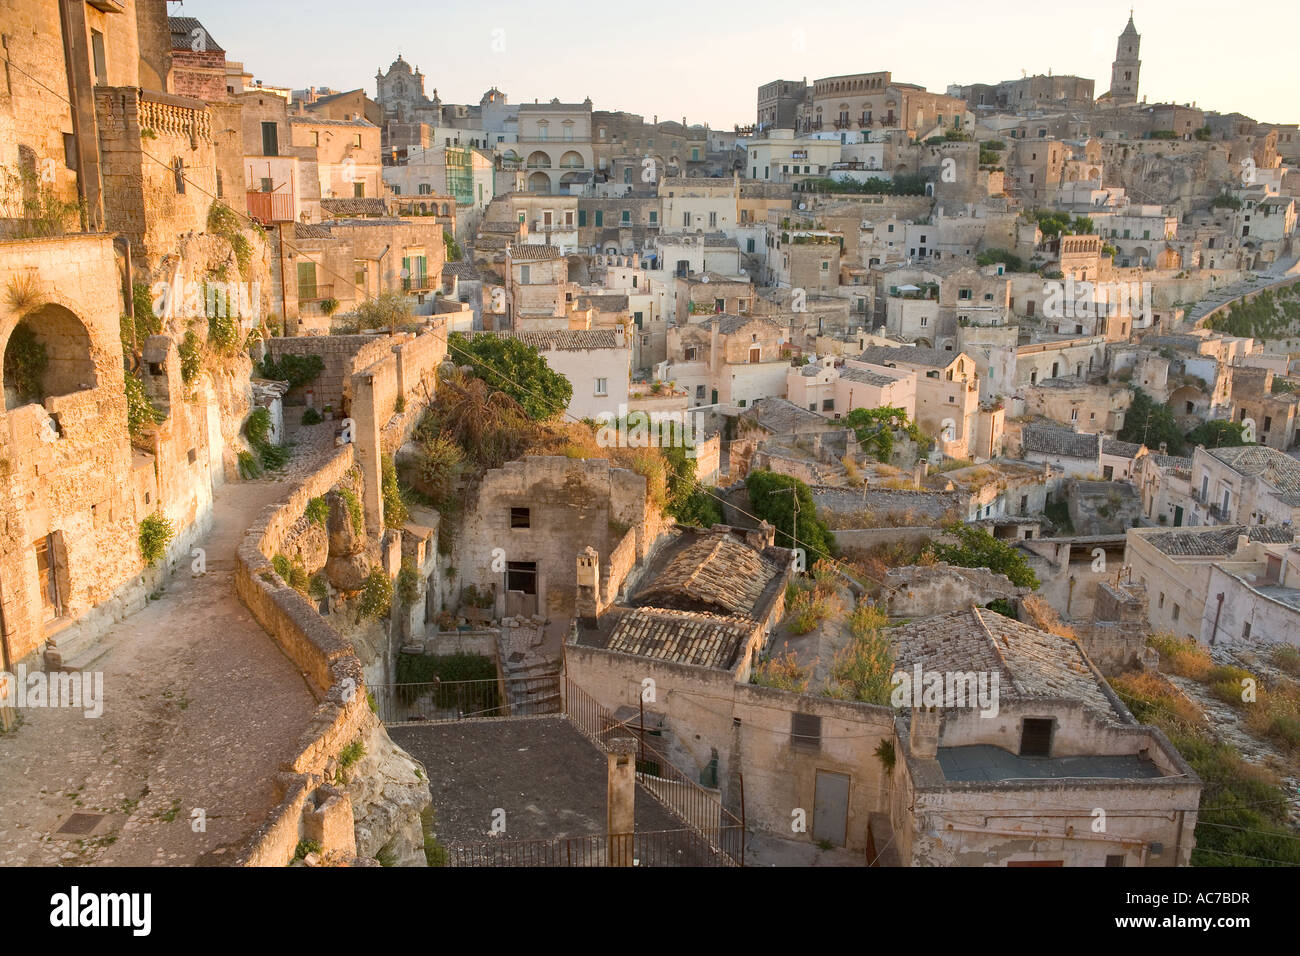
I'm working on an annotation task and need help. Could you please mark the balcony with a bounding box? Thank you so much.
[246,190,294,224]
[299,284,335,307]
[402,276,434,292]
[87,0,126,10]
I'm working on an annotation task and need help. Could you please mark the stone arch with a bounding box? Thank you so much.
[527,171,551,192]
[441,203,450,215]
[559,171,585,194]
[558,150,583,170]
[3,303,100,410]
[526,150,552,169]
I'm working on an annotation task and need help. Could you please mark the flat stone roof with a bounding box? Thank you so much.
[937,744,1164,783]
[388,717,684,846]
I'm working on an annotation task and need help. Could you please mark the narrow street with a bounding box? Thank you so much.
[0,446,330,866]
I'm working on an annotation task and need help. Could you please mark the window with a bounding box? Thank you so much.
[172,157,185,194]
[649,211,658,224]
[297,261,317,300]
[1172,604,1180,621]
[35,534,66,622]
[1242,622,1252,640]
[593,210,604,227]
[791,712,821,752]
[520,264,530,285]
[261,121,279,157]
[1070,408,1078,422]
[353,133,362,148]
[1158,593,1165,610]
[594,378,608,396]
[621,210,631,225]
[1019,718,1053,757]
[510,507,531,528]
[353,181,364,198]
[709,211,717,228]
[91,29,108,85]
[1105,855,1126,867]
[684,346,700,361]
[822,399,834,412]
[958,288,972,300]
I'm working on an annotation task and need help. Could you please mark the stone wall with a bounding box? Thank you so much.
[232,442,431,866]
[565,642,896,852]
[883,564,1027,618]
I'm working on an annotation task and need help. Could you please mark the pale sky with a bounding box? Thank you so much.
[184,0,1298,128]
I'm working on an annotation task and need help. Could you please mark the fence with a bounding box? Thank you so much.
[565,677,745,866]
[448,828,738,868]
[372,674,560,724]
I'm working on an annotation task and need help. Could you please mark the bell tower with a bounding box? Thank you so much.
[1109,13,1141,106]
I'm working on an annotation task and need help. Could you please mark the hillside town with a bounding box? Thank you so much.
[0,1,1297,874]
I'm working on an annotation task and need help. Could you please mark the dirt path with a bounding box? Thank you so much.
[0,443,331,865]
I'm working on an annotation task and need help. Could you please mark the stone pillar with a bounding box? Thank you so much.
[606,735,637,866]
[909,706,941,760]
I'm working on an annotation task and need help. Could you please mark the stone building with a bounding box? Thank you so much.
[890,606,1199,867]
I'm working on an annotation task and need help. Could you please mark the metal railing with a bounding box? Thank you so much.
[446,828,740,867]
[372,674,561,724]
[564,677,745,865]
[246,190,294,224]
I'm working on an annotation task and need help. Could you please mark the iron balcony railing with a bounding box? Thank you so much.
[371,674,561,724]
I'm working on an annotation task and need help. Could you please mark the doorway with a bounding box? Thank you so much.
[812,770,850,847]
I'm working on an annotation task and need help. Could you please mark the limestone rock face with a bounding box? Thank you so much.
[326,490,371,590]
[344,712,433,866]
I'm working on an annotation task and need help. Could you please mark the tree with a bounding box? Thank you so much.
[1119,388,1186,455]
[446,332,572,421]
[356,290,411,334]
[746,469,834,561]
[928,523,1039,589]
[1186,419,1248,450]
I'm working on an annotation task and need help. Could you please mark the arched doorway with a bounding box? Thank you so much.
[3,304,100,411]
[527,171,551,193]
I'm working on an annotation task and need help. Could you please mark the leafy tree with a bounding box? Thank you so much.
[843,406,925,462]
[975,248,1024,272]
[927,523,1039,589]
[746,469,834,561]
[356,290,411,334]
[1119,388,1186,455]
[447,332,572,420]
[1186,419,1248,450]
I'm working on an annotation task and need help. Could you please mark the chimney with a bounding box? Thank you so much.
[575,546,601,624]
[606,735,638,866]
[909,706,941,759]
[1236,534,1251,556]
[745,521,777,552]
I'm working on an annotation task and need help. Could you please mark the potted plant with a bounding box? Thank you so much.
[460,584,495,624]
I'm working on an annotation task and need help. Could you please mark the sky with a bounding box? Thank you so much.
[183,0,1299,128]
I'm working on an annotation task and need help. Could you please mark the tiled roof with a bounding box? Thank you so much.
[715,313,783,335]
[603,608,751,669]
[1142,524,1296,557]
[491,329,623,351]
[741,397,827,434]
[1210,445,1300,496]
[892,607,1123,721]
[508,244,561,260]
[857,345,953,369]
[1149,454,1192,469]
[289,115,376,128]
[294,224,333,239]
[1102,438,1144,458]
[322,197,388,218]
[839,365,901,387]
[442,261,480,279]
[1022,421,1100,460]
[634,532,779,616]
[169,17,223,53]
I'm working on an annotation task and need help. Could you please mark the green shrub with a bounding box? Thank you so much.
[396,559,420,607]
[339,487,364,534]
[272,553,309,593]
[308,571,328,601]
[381,454,409,527]
[358,568,393,619]
[304,496,329,526]
[3,323,48,402]
[259,353,325,388]
[237,449,262,479]
[1272,646,1300,678]
[245,407,272,445]
[138,512,174,566]
[124,370,165,437]
[178,330,203,386]
[293,839,321,861]
[301,407,323,426]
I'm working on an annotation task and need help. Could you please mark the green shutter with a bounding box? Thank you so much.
[578,209,587,227]
[595,210,603,227]
[297,261,317,300]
